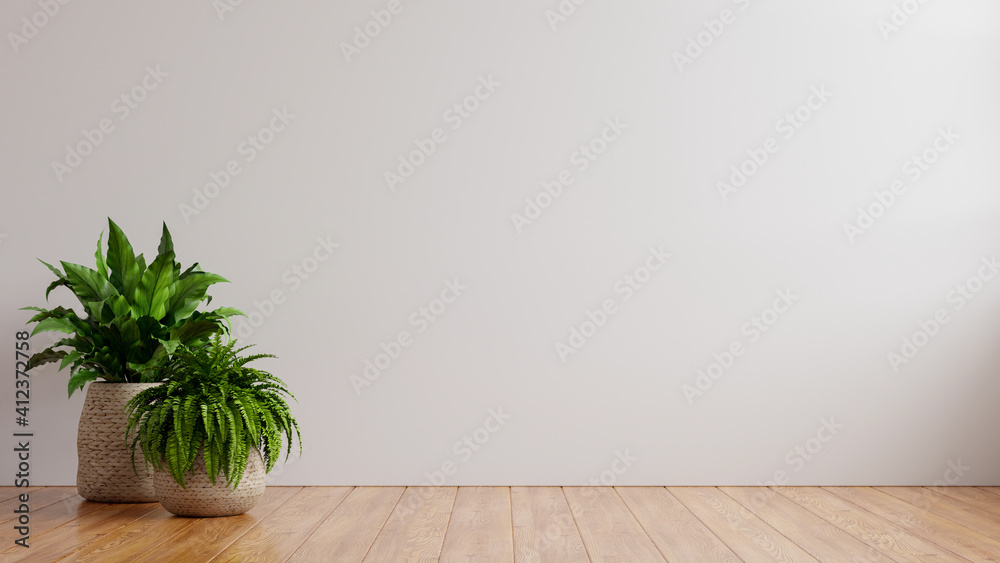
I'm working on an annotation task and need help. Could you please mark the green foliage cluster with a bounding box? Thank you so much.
[23,218,241,396]
[126,335,302,489]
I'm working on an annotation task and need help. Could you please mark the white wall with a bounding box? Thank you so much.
[2,0,999,486]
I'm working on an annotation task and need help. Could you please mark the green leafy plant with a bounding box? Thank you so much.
[125,335,302,489]
[23,218,242,396]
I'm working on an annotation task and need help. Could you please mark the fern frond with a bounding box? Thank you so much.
[124,334,301,489]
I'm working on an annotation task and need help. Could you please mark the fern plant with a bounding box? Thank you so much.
[23,218,242,396]
[125,335,302,489]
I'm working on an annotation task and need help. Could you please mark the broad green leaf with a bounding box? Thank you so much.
[26,347,67,370]
[44,277,70,300]
[59,350,83,371]
[210,307,244,319]
[68,314,91,333]
[54,335,89,354]
[38,259,66,281]
[122,317,168,370]
[171,318,225,345]
[67,369,101,397]
[134,314,161,333]
[106,218,142,299]
[90,343,125,380]
[95,230,108,279]
[156,222,174,259]
[179,262,201,279]
[165,273,228,321]
[38,258,71,300]
[158,337,180,355]
[114,318,142,363]
[30,317,77,335]
[134,251,177,319]
[106,294,132,317]
[23,305,76,323]
[85,300,112,324]
[61,261,120,306]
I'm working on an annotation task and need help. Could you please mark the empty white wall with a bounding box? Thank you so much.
[2,0,999,486]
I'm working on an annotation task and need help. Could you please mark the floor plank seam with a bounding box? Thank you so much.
[822,486,976,561]
[560,487,594,563]
[203,487,294,563]
[64,504,160,562]
[437,487,461,561]
[872,486,994,543]
[355,487,406,563]
[15,487,1000,562]
[612,487,668,562]
[666,487,743,561]
[282,487,354,563]
[767,487,893,562]
[505,486,515,562]
[717,486,825,562]
[896,486,1000,544]
[213,486,304,563]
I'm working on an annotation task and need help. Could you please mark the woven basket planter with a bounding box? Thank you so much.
[77,382,158,503]
[154,448,266,517]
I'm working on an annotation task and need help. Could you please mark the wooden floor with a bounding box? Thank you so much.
[2,486,1000,562]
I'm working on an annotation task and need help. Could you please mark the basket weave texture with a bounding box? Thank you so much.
[155,447,266,517]
[77,382,158,503]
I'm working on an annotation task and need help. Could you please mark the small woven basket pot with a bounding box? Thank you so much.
[154,447,266,517]
[77,382,158,503]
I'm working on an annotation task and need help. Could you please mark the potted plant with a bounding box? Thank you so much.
[23,218,241,502]
[125,335,302,517]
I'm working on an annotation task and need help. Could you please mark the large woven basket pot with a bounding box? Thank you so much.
[155,448,266,517]
[77,382,158,503]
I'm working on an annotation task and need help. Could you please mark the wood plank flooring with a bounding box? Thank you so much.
[1,486,998,561]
